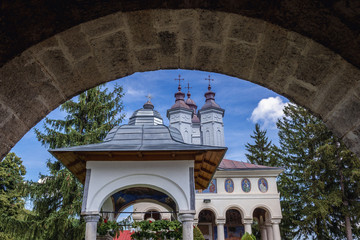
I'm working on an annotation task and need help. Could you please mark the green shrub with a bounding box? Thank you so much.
[193,226,205,240]
[241,232,256,240]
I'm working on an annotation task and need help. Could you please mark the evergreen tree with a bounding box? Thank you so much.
[245,123,277,166]
[277,103,360,240]
[0,153,26,240]
[8,85,125,240]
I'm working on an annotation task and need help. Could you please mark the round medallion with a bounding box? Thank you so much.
[225,178,234,193]
[241,178,251,193]
[258,178,268,193]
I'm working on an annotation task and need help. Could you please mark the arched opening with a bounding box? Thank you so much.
[251,207,275,240]
[198,209,216,240]
[3,9,360,161]
[225,209,244,240]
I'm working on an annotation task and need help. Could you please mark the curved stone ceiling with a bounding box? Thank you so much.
[1,8,360,160]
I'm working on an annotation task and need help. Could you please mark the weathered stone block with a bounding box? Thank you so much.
[228,15,265,44]
[287,82,316,107]
[82,12,124,37]
[75,56,106,89]
[199,11,224,44]
[0,114,28,145]
[223,41,256,81]
[134,48,159,69]
[38,49,85,97]
[313,61,354,118]
[58,26,91,60]
[343,130,360,156]
[295,51,336,87]
[252,25,288,84]
[194,46,222,72]
[158,31,178,56]
[325,93,360,137]
[126,11,157,48]
[0,141,12,160]
[90,31,131,81]
[180,39,194,69]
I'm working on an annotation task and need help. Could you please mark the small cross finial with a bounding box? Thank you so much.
[205,75,214,91]
[145,94,152,102]
[185,80,192,98]
[174,74,184,91]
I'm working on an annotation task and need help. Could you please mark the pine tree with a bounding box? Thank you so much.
[277,103,360,239]
[0,153,27,240]
[8,84,125,240]
[245,123,276,166]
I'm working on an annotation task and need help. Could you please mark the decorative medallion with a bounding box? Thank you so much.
[241,178,251,193]
[225,178,234,193]
[201,179,217,193]
[258,178,268,193]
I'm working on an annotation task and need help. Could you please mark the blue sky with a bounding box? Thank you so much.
[10,69,288,181]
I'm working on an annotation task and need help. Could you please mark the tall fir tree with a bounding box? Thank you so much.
[0,153,27,240]
[245,123,277,166]
[276,103,360,240]
[8,84,125,240]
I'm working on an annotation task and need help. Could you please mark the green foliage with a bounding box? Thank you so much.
[276,103,360,239]
[245,123,278,166]
[97,217,122,237]
[193,226,205,240]
[131,220,182,240]
[6,85,125,240]
[0,153,26,240]
[241,232,256,240]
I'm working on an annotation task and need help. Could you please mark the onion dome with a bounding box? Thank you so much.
[201,84,221,110]
[171,83,191,110]
[128,99,163,125]
[185,91,200,123]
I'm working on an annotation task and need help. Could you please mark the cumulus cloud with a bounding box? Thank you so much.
[250,96,287,127]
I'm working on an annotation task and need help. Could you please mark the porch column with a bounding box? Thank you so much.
[83,214,100,240]
[216,219,226,240]
[242,218,253,235]
[260,224,267,240]
[271,219,281,240]
[265,222,274,240]
[179,211,195,240]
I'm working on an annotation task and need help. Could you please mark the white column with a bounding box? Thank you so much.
[179,211,195,240]
[260,224,267,240]
[265,222,274,240]
[216,219,226,240]
[271,219,281,240]
[242,219,253,235]
[83,214,100,240]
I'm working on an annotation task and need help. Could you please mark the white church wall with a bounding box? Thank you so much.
[84,160,194,214]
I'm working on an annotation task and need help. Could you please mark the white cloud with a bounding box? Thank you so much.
[250,96,287,127]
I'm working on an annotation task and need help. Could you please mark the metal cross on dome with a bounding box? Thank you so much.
[174,74,184,91]
[205,75,214,90]
[145,94,152,102]
[184,81,192,93]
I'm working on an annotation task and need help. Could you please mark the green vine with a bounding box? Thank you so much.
[131,220,182,240]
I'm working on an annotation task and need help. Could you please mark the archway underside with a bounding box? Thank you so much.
[1,9,360,160]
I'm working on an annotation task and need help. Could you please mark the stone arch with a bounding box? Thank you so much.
[87,173,188,213]
[223,205,246,220]
[196,206,220,220]
[2,8,360,160]
[250,204,274,221]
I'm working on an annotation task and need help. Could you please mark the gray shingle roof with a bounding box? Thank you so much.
[49,124,226,152]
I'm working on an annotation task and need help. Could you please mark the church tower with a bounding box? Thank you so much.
[198,76,225,146]
[185,82,201,144]
[167,75,193,143]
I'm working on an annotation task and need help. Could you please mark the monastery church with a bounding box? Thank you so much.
[50,76,283,240]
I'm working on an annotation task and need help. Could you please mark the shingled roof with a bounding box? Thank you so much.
[218,159,282,170]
